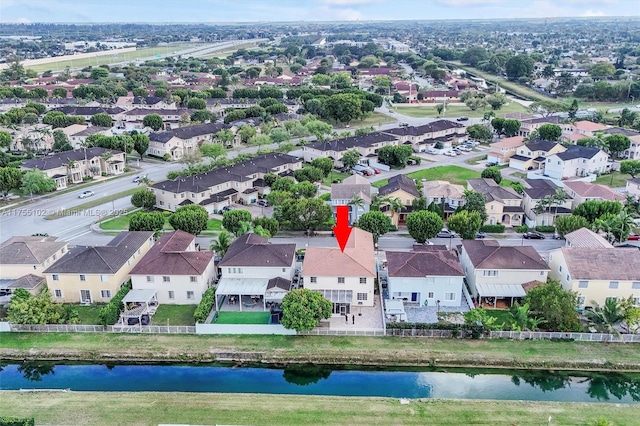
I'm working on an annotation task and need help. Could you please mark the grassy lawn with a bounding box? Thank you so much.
[323,171,349,186]
[393,102,528,119]
[3,333,640,371]
[318,192,331,201]
[45,188,140,220]
[407,165,481,186]
[464,154,488,165]
[74,305,103,325]
[2,392,638,426]
[151,305,196,326]
[372,179,388,188]
[100,210,222,232]
[206,218,222,231]
[594,171,632,188]
[215,311,270,324]
[511,171,529,180]
[484,309,514,327]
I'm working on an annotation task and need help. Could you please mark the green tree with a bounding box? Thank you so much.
[238,124,257,143]
[310,157,333,177]
[21,169,55,197]
[128,211,165,232]
[281,198,332,232]
[210,230,233,258]
[461,190,488,224]
[604,134,631,159]
[51,87,68,98]
[90,113,113,127]
[186,98,207,110]
[356,211,392,243]
[52,130,72,152]
[466,124,493,143]
[305,119,333,141]
[248,134,272,152]
[291,181,317,199]
[618,108,638,127]
[0,130,11,149]
[485,93,507,110]
[377,145,413,168]
[589,62,616,79]
[536,124,562,141]
[267,190,293,206]
[447,210,482,240]
[502,119,521,137]
[130,189,156,210]
[294,166,324,183]
[271,177,294,192]
[0,167,22,198]
[168,204,208,235]
[191,109,214,123]
[142,113,164,131]
[461,47,490,67]
[323,93,362,124]
[621,296,640,333]
[406,210,443,244]
[269,127,290,144]
[554,215,590,238]
[340,150,360,169]
[584,298,625,335]
[214,129,236,147]
[491,117,505,134]
[252,216,279,238]
[132,133,149,159]
[481,166,502,184]
[222,209,253,237]
[573,200,623,224]
[620,160,640,178]
[508,302,542,331]
[280,288,332,332]
[524,280,581,331]
[463,307,503,330]
[199,143,226,160]
[7,288,61,325]
[568,99,579,120]
[90,67,109,79]
[505,54,534,80]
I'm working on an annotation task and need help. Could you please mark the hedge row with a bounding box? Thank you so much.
[98,281,132,326]
[0,417,35,426]
[535,225,556,233]
[480,224,505,233]
[515,225,529,233]
[194,286,216,323]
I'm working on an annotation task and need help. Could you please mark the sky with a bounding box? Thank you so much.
[0,0,639,24]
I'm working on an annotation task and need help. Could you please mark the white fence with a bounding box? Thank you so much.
[489,331,640,343]
[6,323,195,334]
[299,328,386,336]
[196,324,296,335]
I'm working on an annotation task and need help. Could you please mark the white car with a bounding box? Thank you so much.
[445,151,457,157]
[78,190,95,199]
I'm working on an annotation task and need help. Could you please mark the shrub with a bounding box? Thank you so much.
[194,287,216,323]
[535,225,555,233]
[82,176,93,181]
[98,281,131,326]
[123,167,130,172]
[480,224,505,233]
[101,172,107,176]
[515,225,529,233]
[0,417,35,426]
[163,153,172,161]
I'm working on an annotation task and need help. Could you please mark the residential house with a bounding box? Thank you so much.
[302,132,398,167]
[419,90,461,103]
[121,108,189,131]
[572,120,609,138]
[564,227,613,249]
[151,153,302,212]
[68,126,112,149]
[382,120,467,152]
[215,233,296,311]
[0,274,46,300]
[603,127,640,160]
[330,174,376,224]
[459,240,550,307]
[508,138,566,171]
[43,231,155,304]
[626,178,640,199]
[132,96,177,110]
[548,247,640,307]
[147,122,235,160]
[517,116,573,138]
[467,178,524,226]
[562,180,625,209]
[422,180,466,219]
[21,147,126,190]
[2,124,55,152]
[385,246,465,307]
[206,98,258,115]
[0,235,69,279]
[54,106,125,122]
[302,228,376,315]
[522,179,572,227]
[544,145,610,180]
[378,174,421,226]
[487,136,525,166]
[130,230,215,304]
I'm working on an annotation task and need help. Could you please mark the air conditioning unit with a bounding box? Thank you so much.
[358,302,363,305]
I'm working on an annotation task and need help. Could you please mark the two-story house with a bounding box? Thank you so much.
[459,240,550,308]
[522,179,573,227]
[215,233,296,311]
[487,136,525,166]
[562,180,625,209]
[422,180,466,219]
[544,145,610,180]
[43,231,154,304]
[603,127,640,160]
[68,126,112,149]
[302,228,376,316]
[467,178,524,226]
[385,246,465,308]
[21,147,126,189]
[564,227,613,249]
[129,230,216,305]
[548,247,640,308]
[330,174,376,224]
[147,122,235,160]
[121,108,189,131]
[382,120,467,152]
[54,106,125,122]
[626,178,640,199]
[302,132,399,167]
[151,153,303,213]
[517,116,573,138]
[378,174,421,226]
[508,139,566,171]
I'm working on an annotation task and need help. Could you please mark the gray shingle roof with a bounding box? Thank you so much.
[307,131,396,152]
[525,138,560,153]
[0,236,67,265]
[21,147,124,171]
[561,247,640,280]
[468,178,521,203]
[219,233,296,268]
[462,240,549,270]
[386,248,464,277]
[523,179,563,200]
[556,145,602,161]
[149,122,232,144]
[379,174,420,198]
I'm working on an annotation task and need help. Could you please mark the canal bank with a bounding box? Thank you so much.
[2,333,640,372]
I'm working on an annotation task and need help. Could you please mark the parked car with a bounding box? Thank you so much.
[400,122,409,127]
[373,169,381,174]
[523,231,546,239]
[427,148,439,155]
[457,117,469,121]
[476,231,486,239]
[256,200,269,207]
[444,151,457,157]
[437,229,457,238]
[221,205,233,213]
[132,175,147,183]
[486,161,498,167]
[627,233,640,241]
[78,190,95,199]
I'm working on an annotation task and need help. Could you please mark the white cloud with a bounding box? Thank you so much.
[322,0,379,4]
[583,9,605,17]
[15,17,32,23]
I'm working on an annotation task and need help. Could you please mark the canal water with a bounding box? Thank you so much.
[0,362,638,403]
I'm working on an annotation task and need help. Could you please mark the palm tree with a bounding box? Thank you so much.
[551,188,568,224]
[348,193,366,224]
[584,298,625,336]
[210,230,233,258]
[593,214,617,243]
[612,210,636,243]
[379,196,403,224]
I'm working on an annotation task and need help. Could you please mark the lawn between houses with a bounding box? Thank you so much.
[2,333,640,371]
[2,391,638,426]
[372,165,516,189]
[100,210,222,233]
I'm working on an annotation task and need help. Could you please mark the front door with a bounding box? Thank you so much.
[80,289,92,304]
[339,304,347,315]
[411,292,418,302]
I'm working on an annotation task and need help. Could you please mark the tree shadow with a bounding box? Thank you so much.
[282,364,332,386]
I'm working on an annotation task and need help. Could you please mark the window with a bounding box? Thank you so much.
[147,276,154,283]
[100,275,108,282]
[444,293,456,301]
[53,254,57,261]
[310,277,317,283]
[539,271,545,276]
[633,282,640,290]
[427,292,434,298]
[187,291,195,299]
[609,281,619,289]
[577,296,585,305]
[566,274,570,282]
[163,276,170,282]
[482,270,498,277]
[578,281,588,289]
[338,277,345,284]
[79,274,86,281]
[168,291,175,299]
[190,276,198,283]
[52,274,59,281]
[359,277,367,284]
[357,293,368,301]
[282,268,286,273]
[633,297,640,306]
[54,289,62,298]
[100,290,111,298]
[558,265,562,272]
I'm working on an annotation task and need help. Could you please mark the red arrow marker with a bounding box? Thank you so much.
[333,205,352,252]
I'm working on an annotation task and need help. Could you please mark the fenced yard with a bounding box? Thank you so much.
[214,312,270,324]
[151,305,196,326]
